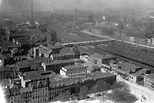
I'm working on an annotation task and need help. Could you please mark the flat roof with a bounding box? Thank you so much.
[118,62,141,71]
[90,53,104,59]
[23,70,55,80]
[44,59,82,66]
[63,65,86,70]
[17,61,30,68]
[92,71,115,80]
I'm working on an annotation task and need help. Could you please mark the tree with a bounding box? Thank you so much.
[89,80,110,94]
[97,80,110,92]
[107,82,137,103]
[79,86,88,98]
[54,90,71,101]
[111,81,124,89]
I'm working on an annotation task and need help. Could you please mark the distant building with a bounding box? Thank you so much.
[60,65,87,78]
[16,61,31,73]
[129,73,143,84]
[144,74,154,90]
[41,59,82,73]
[0,68,14,80]
[110,61,143,80]
[90,53,116,68]
[48,30,57,44]
[33,45,53,58]
[6,70,116,103]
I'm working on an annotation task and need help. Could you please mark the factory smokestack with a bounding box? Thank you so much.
[30,0,33,22]
[74,9,76,25]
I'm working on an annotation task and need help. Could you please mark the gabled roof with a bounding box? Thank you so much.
[37,45,52,55]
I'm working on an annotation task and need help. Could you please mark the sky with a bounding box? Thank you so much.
[2,0,154,12]
[31,0,154,10]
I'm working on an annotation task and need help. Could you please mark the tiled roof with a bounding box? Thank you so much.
[37,45,52,55]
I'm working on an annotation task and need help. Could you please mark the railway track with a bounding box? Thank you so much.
[89,46,154,72]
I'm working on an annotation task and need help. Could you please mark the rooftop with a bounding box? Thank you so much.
[92,71,115,80]
[90,53,104,59]
[44,59,76,66]
[145,73,154,80]
[63,65,86,71]
[17,60,30,68]
[23,70,56,80]
[27,57,48,65]
[0,79,10,87]
[118,62,141,72]
[37,45,52,55]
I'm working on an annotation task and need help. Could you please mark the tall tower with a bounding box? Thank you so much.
[30,0,33,22]
[74,9,77,25]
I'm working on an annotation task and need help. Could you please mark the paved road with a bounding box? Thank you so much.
[118,77,154,103]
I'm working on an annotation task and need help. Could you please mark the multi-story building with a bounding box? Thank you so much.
[89,53,116,68]
[6,69,116,103]
[50,53,80,61]
[60,65,87,78]
[0,67,15,80]
[28,80,49,103]
[41,59,83,73]
[33,45,53,58]
[144,74,154,90]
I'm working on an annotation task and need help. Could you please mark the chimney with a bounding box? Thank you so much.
[74,9,76,25]
[30,0,33,22]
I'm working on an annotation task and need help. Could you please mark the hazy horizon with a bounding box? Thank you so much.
[2,0,154,12]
